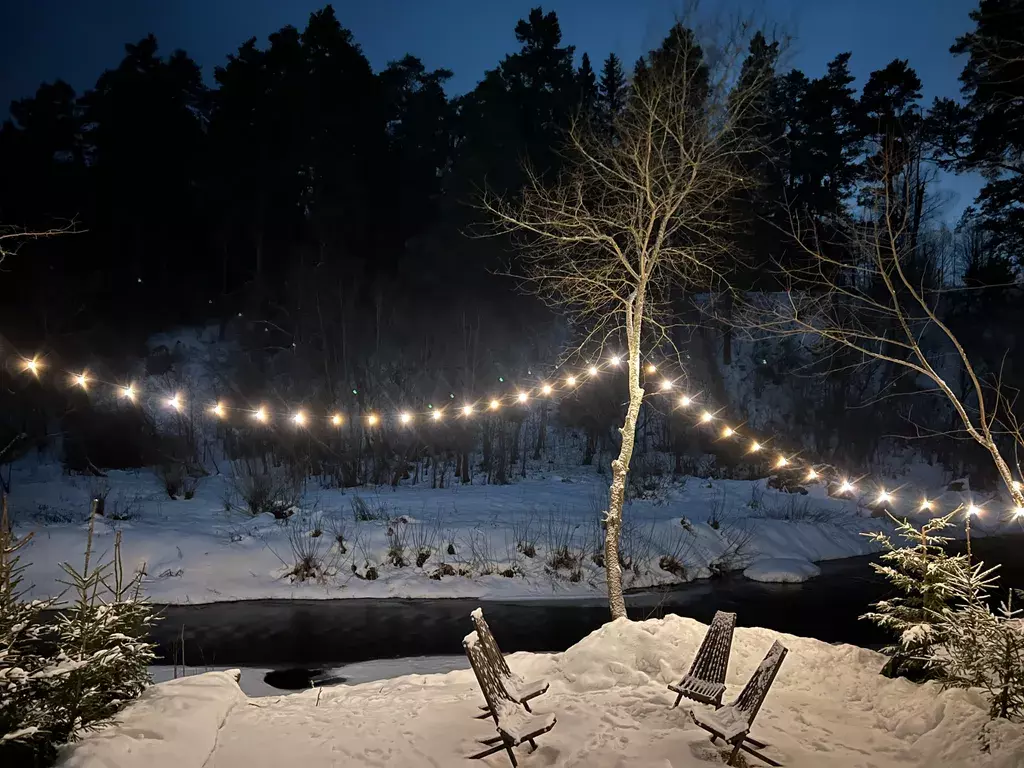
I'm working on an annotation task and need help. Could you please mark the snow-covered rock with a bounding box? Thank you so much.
[744,556,822,583]
[58,616,1024,767]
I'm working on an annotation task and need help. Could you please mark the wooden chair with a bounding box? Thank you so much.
[668,610,736,708]
[464,631,556,767]
[691,639,788,767]
[470,608,549,715]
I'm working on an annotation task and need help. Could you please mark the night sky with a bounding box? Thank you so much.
[1,0,981,217]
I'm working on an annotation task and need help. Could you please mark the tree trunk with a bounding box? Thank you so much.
[604,293,645,620]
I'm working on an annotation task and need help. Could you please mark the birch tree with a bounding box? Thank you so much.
[485,22,778,618]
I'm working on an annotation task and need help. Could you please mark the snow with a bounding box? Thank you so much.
[7,455,1020,605]
[60,615,1024,767]
[744,557,822,583]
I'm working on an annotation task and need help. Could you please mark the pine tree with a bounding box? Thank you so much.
[596,53,627,138]
[575,52,597,115]
[862,512,965,680]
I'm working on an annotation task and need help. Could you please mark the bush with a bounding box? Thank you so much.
[228,458,302,519]
[286,514,333,583]
[350,495,389,521]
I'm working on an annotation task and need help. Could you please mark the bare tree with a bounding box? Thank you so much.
[746,148,1024,510]
[484,21,777,618]
[0,222,74,268]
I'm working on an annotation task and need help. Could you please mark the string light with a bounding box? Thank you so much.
[292,411,307,426]
[431,409,442,421]
[566,375,577,387]
[517,392,528,403]
[22,357,41,375]
[330,413,342,427]
[399,411,412,425]
[775,455,789,469]
[588,365,599,376]
[489,399,500,411]
[700,411,714,423]
[120,384,136,402]
[1014,506,1024,517]
[721,426,734,438]
[678,395,692,408]
[253,407,268,423]
[877,489,892,504]
[166,394,182,412]
[806,468,818,481]
[660,379,673,391]
[609,356,621,366]
[462,405,473,416]
[541,384,553,395]
[211,402,226,418]
[74,372,89,389]
[749,441,762,453]
[646,363,657,374]
[367,413,379,426]
[920,498,933,511]
[967,504,980,516]
[839,479,855,495]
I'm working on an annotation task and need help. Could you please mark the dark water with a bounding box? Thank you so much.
[151,534,1024,667]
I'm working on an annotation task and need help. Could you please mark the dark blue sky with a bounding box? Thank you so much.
[1,0,981,217]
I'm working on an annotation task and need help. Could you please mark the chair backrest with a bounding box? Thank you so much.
[688,611,737,684]
[464,631,515,726]
[471,608,513,678]
[731,640,788,725]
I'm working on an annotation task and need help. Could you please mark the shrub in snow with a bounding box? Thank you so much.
[228,458,301,519]
[1,501,156,764]
[862,512,964,681]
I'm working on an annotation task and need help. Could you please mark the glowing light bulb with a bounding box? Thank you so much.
[22,358,40,374]
[253,407,268,423]
[920,498,933,511]
[432,409,442,421]
[74,372,88,389]
[330,413,342,426]
[489,399,500,411]
[839,479,855,494]
[121,384,136,401]
[775,455,789,468]
[877,490,892,504]
[806,468,818,481]
[967,504,980,516]
[721,426,734,438]
[367,413,379,426]
[167,394,182,412]
[679,395,692,408]
[517,392,528,403]
[700,411,714,423]
[588,365,599,376]
[462,405,474,416]
[609,356,621,366]
[541,384,552,395]
[400,411,412,424]
[646,363,657,374]
[750,441,762,453]
[1014,506,1024,517]
[566,376,577,387]
[660,379,673,391]
[292,411,307,426]
[211,402,226,418]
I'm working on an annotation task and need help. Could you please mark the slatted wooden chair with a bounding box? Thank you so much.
[668,610,737,708]
[691,640,788,767]
[470,608,549,715]
[464,631,556,767]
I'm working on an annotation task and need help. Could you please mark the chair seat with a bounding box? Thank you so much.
[494,701,557,745]
[692,704,751,743]
[669,675,727,704]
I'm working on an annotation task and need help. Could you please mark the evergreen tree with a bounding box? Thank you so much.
[596,53,627,138]
[575,52,598,115]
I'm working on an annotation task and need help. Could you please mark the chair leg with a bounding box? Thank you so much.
[479,735,503,746]
[474,710,492,720]
[468,743,505,760]
[744,734,769,749]
[727,741,743,766]
[672,693,683,708]
[528,738,537,751]
[505,745,518,767]
[739,742,782,767]
[522,700,532,713]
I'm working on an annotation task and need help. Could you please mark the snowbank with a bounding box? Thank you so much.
[744,556,822,583]
[60,616,1024,767]
[57,669,245,768]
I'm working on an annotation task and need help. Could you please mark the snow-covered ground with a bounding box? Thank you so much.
[59,615,1024,767]
[9,456,1021,605]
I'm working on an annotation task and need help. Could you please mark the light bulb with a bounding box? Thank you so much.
[775,455,789,468]
[400,411,412,424]
[432,409,442,421]
[839,479,855,494]
[750,441,762,453]
[679,395,692,407]
[167,394,182,412]
[212,402,226,418]
[253,407,268,423]
[588,365,599,376]
[646,363,657,374]
[292,411,307,426]
[609,356,620,366]
[74,372,88,389]
[566,376,576,387]
[330,413,342,426]
[489,399,500,411]
[920,499,932,511]
[541,384,552,395]
[967,504,980,516]
[700,411,713,423]
[1014,506,1024,517]
[806,468,818,481]
[367,413,379,426]
[22,358,40,374]
[877,490,892,504]
[660,379,672,391]
[121,384,136,401]
[721,426,734,438]
[462,405,473,416]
